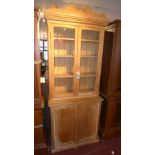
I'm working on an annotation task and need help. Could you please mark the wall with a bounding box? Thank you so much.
[35,0,121,21]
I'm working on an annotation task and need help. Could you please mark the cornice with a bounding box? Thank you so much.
[45,4,108,26]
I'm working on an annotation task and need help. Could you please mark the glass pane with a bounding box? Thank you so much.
[82,30,99,40]
[54,27,75,38]
[80,77,96,92]
[80,57,97,75]
[54,57,74,75]
[53,27,75,56]
[81,42,98,56]
[55,78,73,96]
[54,40,74,55]
[40,47,43,51]
[44,51,48,61]
[44,41,47,47]
[40,40,43,46]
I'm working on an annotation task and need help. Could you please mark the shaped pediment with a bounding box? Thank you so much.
[45,4,108,26]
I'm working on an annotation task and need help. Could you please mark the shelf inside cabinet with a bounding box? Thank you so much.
[54,73,73,78]
[54,38,75,55]
[55,78,73,96]
[79,89,95,94]
[80,72,96,77]
[54,37,74,41]
[54,57,74,76]
[54,55,74,58]
[54,90,73,97]
[81,39,99,43]
[80,55,97,58]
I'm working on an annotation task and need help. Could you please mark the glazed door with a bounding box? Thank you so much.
[48,23,78,98]
[77,102,100,143]
[77,27,104,96]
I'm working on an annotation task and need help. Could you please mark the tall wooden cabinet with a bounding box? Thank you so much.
[45,4,108,152]
[99,20,121,139]
[34,8,47,155]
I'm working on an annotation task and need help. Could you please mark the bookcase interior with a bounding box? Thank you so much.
[80,57,97,75]
[54,57,74,76]
[55,78,73,96]
[82,30,99,41]
[80,77,96,92]
[54,27,75,38]
[51,27,102,96]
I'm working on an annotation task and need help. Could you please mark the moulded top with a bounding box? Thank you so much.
[44,4,108,26]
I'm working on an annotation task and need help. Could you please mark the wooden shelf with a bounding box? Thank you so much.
[79,89,95,93]
[81,39,99,43]
[54,73,73,78]
[54,55,74,58]
[54,37,74,41]
[54,91,73,97]
[80,72,96,77]
[80,55,97,58]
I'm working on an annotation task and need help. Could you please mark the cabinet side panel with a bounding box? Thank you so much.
[109,22,121,94]
[100,31,114,97]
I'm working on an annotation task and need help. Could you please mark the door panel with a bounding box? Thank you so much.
[54,105,76,147]
[77,102,99,142]
[52,100,101,151]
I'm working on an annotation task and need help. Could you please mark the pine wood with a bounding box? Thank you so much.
[45,4,108,152]
[50,97,103,153]
[99,20,121,139]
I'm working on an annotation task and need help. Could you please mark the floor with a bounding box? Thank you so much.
[49,136,121,155]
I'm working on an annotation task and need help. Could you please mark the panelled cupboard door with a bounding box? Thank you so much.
[51,101,101,151]
[77,102,99,143]
[53,105,76,149]
[48,23,78,98]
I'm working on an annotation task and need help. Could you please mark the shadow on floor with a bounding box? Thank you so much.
[48,136,121,155]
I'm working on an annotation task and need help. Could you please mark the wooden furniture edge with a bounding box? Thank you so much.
[48,96,104,107]
[45,4,108,26]
[51,138,99,153]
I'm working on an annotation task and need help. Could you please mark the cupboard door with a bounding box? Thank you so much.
[78,27,104,96]
[54,105,76,149]
[49,24,78,97]
[77,102,99,142]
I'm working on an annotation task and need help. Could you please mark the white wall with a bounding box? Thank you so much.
[35,0,121,21]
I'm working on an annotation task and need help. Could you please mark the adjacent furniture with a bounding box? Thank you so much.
[45,4,108,153]
[99,20,121,139]
[34,8,47,155]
